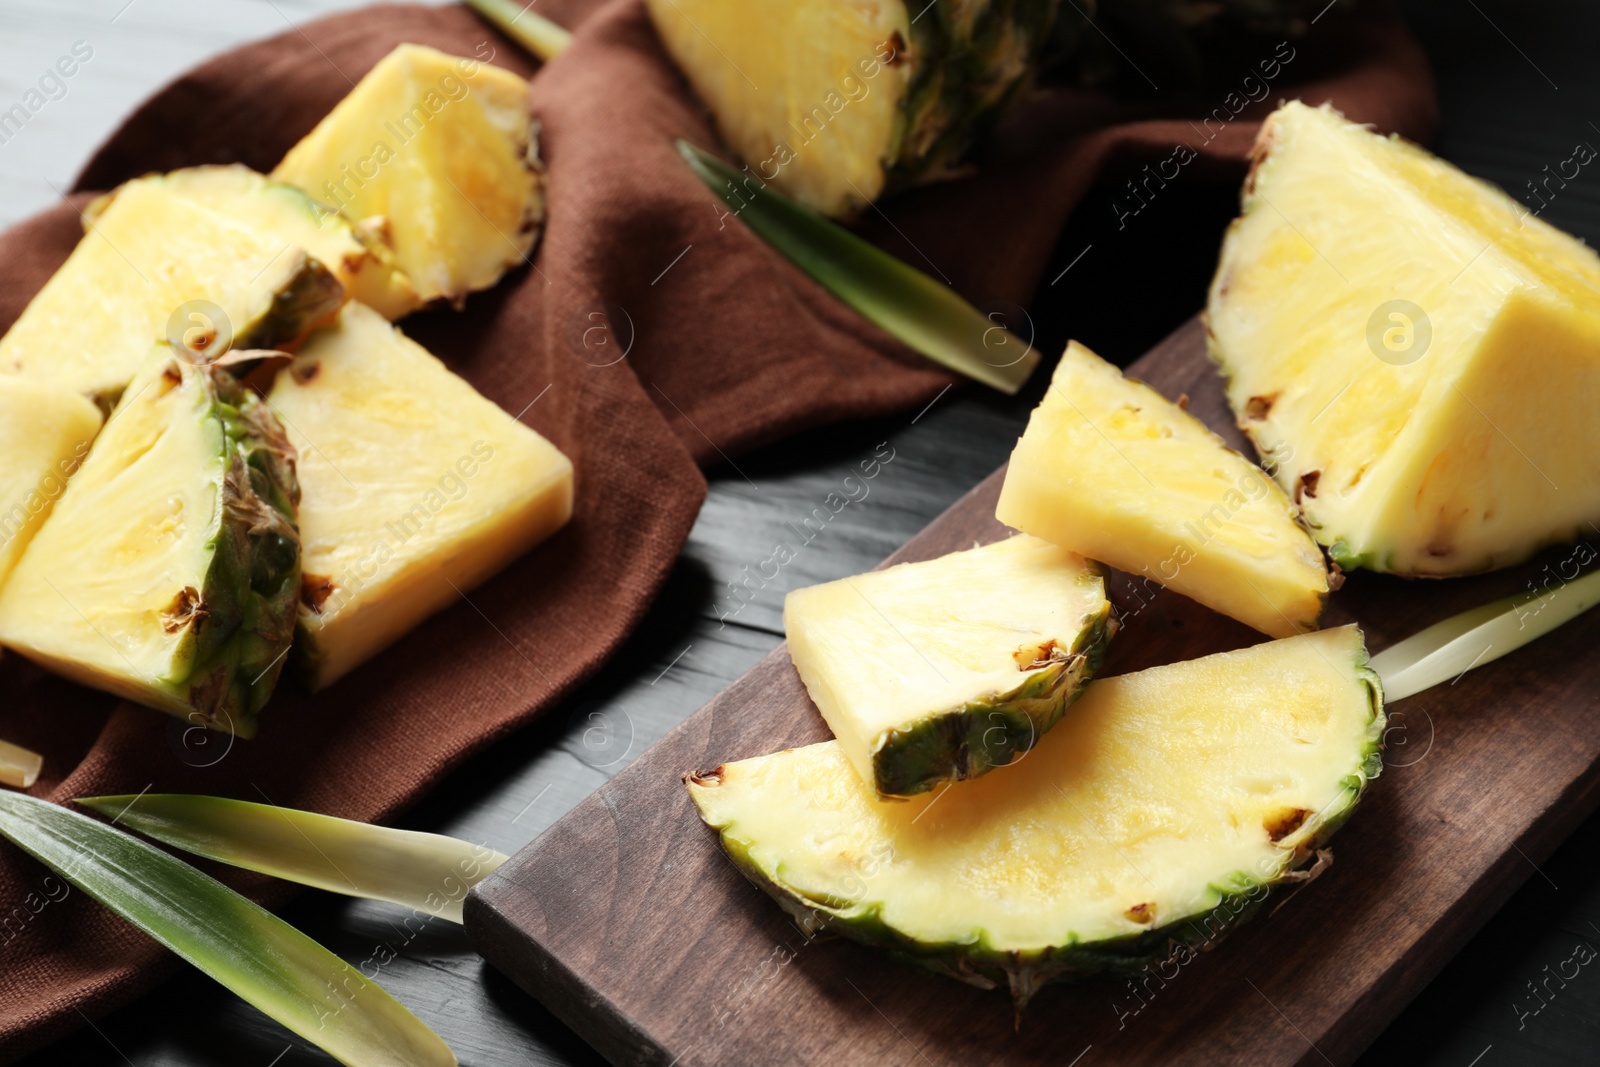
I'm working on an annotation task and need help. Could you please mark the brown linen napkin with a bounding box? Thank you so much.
[0,0,1435,1057]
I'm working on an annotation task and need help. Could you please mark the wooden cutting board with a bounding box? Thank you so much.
[464,317,1600,1066]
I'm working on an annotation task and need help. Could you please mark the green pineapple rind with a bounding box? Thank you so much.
[160,361,301,737]
[692,641,1385,1008]
[869,595,1116,799]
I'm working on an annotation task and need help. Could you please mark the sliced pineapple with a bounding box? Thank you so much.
[645,0,1061,217]
[266,303,573,690]
[784,535,1112,799]
[996,341,1329,637]
[0,169,355,407]
[272,43,543,311]
[1209,101,1600,576]
[689,625,1384,1005]
[0,379,102,588]
[144,164,417,321]
[0,346,300,735]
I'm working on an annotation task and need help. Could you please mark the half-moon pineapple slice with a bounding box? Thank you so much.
[689,625,1383,1006]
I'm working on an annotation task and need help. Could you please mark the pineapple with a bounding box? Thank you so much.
[266,303,573,690]
[272,44,544,311]
[144,165,418,320]
[0,347,300,736]
[645,0,1063,217]
[0,379,102,588]
[1208,102,1600,576]
[0,168,360,407]
[688,625,1384,1006]
[784,535,1113,799]
[996,341,1329,637]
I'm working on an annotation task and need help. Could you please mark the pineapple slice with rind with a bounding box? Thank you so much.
[0,379,102,588]
[688,625,1384,1006]
[266,303,573,691]
[1209,101,1600,576]
[645,0,1062,218]
[785,534,1113,799]
[0,346,301,736]
[272,43,543,312]
[143,164,418,321]
[1,169,356,408]
[996,341,1329,638]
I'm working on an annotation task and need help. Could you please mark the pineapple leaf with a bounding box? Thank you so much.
[677,141,1042,395]
[0,791,456,1067]
[464,0,572,62]
[1369,567,1600,702]
[77,794,507,925]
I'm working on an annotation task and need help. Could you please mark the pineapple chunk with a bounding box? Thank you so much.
[689,626,1384,1005]
[267,303,573,690]
[996,342,1329,638]
[0,347,301,735]
[1,169,355,407]
[272,44,543,311]
[784,535,1113,799]
[1210,102,1600,575]
[0,379,102,588]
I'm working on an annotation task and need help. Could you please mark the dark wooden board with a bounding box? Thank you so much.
[464,317,1600,1066]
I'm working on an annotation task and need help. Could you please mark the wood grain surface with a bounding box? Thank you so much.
[465,316,1600,1066]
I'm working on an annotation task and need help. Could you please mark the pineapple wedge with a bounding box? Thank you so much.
[996,342,1329,637]
[784,535,1113,799]
[0,347,301,735]
[272,44,544,312]
[266,303,573,690]
[1,168,357,407]
[689,625,1384,1006]
[0,379,102,588]
[645,0,1062,217]
[1209,101,1600,576]
[144,164,417,321]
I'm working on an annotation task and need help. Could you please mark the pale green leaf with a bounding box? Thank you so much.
[465,0,572,62]
[0,791,455,1067]
[78,794,506,925]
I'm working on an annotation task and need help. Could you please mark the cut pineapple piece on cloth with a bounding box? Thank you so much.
[0,167,357,408]
[784,534,1113,800]
[997,341,1329,638]
[0,378,102,588]
[645,0,1061,218]
[689,625,1384,1007]
[0,346,301,737]
[267,303,572,691]
[1210,101,1600,577]
[273,43,544,313]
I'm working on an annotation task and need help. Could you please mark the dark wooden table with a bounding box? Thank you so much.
[17,1,1600,1064]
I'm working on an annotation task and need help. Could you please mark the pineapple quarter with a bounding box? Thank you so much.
[689,625,1384,1005]
[996,342,1329,638]
[1210,101,1600,576]
[268,303,573,690]
[0,379,103,587]
[272,43,543,311]
[0,168,354,407]
[0,347,301,735]
[784,535,1113,800]
[645,0,1060,218]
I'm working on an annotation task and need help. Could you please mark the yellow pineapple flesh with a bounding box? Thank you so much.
[266,303,573,690]
[1209,102,1600,575]
[996,341,1329,638]
[272,44,543,312]
[0,379,102,588]
[1,168,357,407]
